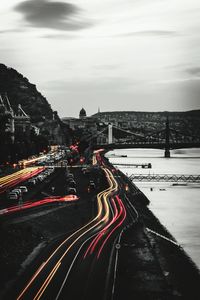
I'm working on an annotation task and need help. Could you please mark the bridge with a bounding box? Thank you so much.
[111,162,152,168]
[86,118,200,157]
[129,174,200,183]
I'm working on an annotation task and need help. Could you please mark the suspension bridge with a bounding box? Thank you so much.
[85,118,200,157]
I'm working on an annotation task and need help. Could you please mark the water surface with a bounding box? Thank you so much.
[107,148,200,269]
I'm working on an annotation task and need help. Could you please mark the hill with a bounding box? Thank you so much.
[0,64,69,145]
[92,110,200,136]
[0,64,53,122]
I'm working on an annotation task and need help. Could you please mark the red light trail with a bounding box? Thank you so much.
[0,167,45,194]
[0,195,79,216]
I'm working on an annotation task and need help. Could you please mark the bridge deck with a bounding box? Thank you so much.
[113,163,152,168]
[129,174,200,182]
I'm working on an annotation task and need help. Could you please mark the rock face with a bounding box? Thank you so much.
[0,64,68,145]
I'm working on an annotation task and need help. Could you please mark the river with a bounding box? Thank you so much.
[106,148,200,269]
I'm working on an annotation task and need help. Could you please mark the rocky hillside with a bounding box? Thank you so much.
[0,64,53,123]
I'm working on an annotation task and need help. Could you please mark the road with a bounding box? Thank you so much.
[4,150,138,300]
[0,167,45,194]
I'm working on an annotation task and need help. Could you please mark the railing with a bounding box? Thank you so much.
[129,174,200,182]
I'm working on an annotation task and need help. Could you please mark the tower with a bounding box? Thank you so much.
[108,123,113,144]
[79,108,86,119]
[0,93,15,143]
[14,104,31,137]
[164,117,170,158]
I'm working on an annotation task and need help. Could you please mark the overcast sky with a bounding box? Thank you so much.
[1,0,200,117]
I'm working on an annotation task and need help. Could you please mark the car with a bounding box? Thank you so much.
[82,168,90,175]
[18,186,28,193]
[67,173,74,178]
[37,175,45,181]
[67,187,77,195]
[7,192,19,200]
[66,175,74,182]
[68,180,76,188]
[89,180,95,186]
[28,178,37,185]
[88,181,96,192]
[11,189,23,196]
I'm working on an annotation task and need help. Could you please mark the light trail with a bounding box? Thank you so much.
[18,155,48,167]
[54,232,98,300]
[16,167,115,299]
[97,195,127,258]
[0,195,79,216]
[0,167,45,194]
[83,198,117,258]
[16,151,128,300]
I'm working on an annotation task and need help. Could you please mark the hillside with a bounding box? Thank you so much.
[0,64,53,123]
[0,64,70,146]
[92,110,200,136]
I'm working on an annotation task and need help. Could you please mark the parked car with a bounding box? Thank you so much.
[67,173,74,178]
[28,178,37,185]
[82,168,90,175]
[18,186,28,193]
[88,180,96,192]
[68,180,76,188]
[7,192,19,200]
[67,187,77,195]
[11,189,22,196]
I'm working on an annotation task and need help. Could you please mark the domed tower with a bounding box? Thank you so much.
[79,107,86,119]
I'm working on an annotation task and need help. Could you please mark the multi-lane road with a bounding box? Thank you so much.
[2,150,138,300]
[0,167,45,194]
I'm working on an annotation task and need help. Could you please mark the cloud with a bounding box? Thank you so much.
[41,76,133,92]
[114,30,177,38]
[41,33,79,39]
[0,29,24,34]
[15,0,92,31]
[186,67,200,77]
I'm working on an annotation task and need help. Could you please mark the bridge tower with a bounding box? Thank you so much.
[108,123,113,144]
[164,117,170,158]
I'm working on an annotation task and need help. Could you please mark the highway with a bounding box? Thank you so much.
[4,150,138,300]
[0,167,45,194]
[2,149,200,300]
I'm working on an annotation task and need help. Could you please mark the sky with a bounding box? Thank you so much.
[0,0,200,117]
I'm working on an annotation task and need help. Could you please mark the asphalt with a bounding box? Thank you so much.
[0,159,200,300]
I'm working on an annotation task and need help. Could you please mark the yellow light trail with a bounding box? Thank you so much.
[17,167,119,300]
[0,167,44,193]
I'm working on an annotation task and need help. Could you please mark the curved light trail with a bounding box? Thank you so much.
[15,150,130,300]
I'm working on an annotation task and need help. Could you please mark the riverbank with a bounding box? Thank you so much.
[112,168,200,299]
[0,157,200,299]
[107,148,200,269]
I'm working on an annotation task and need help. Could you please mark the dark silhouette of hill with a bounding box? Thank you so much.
[0,63,53,123]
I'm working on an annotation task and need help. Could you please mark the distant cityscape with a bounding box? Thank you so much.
[0,63,200,165]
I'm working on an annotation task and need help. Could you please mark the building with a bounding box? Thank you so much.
[0,93,31,143]
[62,108,98,133]
[14,104,31,138]
[79,108,87,119]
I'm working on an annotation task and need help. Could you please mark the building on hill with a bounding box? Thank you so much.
[79,108,87,119]
[63,108,97,130]
[14,104,31,138]
[0,93,31,143]
[62,108,98,136]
